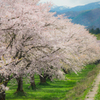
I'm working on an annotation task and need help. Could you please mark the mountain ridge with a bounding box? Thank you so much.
[50,1,100,28]
[50,1,100,13]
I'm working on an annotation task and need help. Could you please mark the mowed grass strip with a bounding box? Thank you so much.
[6,64,100,100]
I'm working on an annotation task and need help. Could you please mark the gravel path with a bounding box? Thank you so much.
[85,72,100,100]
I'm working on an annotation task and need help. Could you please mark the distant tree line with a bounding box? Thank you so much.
[89,28,100,34]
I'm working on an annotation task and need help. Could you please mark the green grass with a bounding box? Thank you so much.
[64,64,100,100]
[94,34,100,40]
[5,64,100,100]
[94,82,100,100]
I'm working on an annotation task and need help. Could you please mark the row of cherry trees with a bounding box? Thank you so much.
[0,0,100,100]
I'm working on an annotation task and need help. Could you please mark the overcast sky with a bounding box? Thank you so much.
[39,0,100,7]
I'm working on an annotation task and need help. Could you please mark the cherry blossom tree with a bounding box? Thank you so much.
[0,0,100,99]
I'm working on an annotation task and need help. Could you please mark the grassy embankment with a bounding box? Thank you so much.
[93,34,100,100]
[5,63,100,100]
[94,83,100,100]
[94,34,100,40]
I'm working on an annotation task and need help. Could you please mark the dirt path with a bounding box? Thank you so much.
[85,72,100,100]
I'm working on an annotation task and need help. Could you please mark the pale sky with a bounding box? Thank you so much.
[39,0,100,7]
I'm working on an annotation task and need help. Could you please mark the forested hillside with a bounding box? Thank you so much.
[50,1,100,28]
[72,8,100,28]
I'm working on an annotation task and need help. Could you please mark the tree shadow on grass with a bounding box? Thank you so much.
[14,91,26,96]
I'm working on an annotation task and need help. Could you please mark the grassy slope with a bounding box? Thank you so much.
[65,64,100,100]
[87,33,100,100]
[94,83,100,100]
[6,64,100,100]
[94,34,100,40]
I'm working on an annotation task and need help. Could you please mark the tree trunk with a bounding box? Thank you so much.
[30,76,36,90]
[16,77,23,92]
[39,74,48,84]
[0,91,5,100]
[0,77,10,100]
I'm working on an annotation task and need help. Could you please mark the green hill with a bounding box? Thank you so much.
[72,8,100,28]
